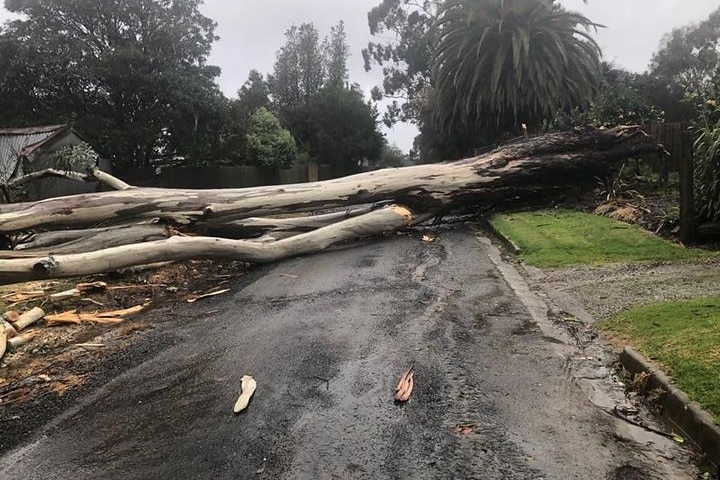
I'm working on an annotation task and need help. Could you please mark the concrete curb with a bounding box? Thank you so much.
[477,215,522,254]
[619,347,720,468]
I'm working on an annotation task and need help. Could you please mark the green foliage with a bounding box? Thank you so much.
[432,0,601,133]
[596,163,642,203]
[269,21,350,113]
[600,296,720,421]
[558,65,665,128]
[269,23,326,111]
[245,108,297,169]
[693,119,720,222]
[648,6,720,122]
[285,87,384,173]
[489,210,711,268]
[0,0,226,170]
[325,21,349,88]
[374,142,409,168]
[54,142,99,172]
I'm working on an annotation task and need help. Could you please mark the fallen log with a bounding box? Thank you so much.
[0,204,413,283]
[0,127,663,233]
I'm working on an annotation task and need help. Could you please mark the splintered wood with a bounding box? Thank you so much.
[45,305,146,325]
[394,367,414,403]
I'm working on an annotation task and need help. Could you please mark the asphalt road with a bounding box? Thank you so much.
[0,229,697,479]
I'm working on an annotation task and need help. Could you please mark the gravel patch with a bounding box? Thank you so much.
[533,257,720,321]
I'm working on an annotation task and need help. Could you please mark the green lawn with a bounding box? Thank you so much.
[489,209,712,268]
[599,297,720,421]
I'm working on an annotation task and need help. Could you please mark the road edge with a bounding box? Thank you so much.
[619,347,720,469]
[477,215,522,255]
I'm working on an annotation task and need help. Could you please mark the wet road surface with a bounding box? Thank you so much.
[0,229,697,479]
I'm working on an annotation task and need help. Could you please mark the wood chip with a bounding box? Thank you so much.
[187,289,230,303]
[75,343,104,348]
[394,367,414,403]
[233,375,257,413]
[8,331,38,349]
[452,424,476,434]
[0,328,6,361]
[1,319,18,339]
[49,288,79,300]
[76,281,107,294]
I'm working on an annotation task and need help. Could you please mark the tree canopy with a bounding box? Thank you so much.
[432,0,602,133]
[0,0,226,170]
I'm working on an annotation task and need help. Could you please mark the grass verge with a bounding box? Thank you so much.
[599,297,720,422]
[489,209,712,268]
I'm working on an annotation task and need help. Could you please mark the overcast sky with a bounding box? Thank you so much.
[1,0,719,151]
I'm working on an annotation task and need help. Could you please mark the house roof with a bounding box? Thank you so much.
[0,124,71,180]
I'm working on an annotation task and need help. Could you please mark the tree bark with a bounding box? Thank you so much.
[6,224,170,257]
[0,127,663,233]
[0,205,413,283]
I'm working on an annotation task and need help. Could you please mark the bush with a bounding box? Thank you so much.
[693,120,720,222]
[245,108,297,168]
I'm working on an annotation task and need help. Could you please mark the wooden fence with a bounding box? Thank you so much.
[641,122,695,243]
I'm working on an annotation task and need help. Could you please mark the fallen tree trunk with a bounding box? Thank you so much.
[0,205,412,283]
[0,127,662,233]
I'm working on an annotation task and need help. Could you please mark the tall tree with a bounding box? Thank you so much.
[270,23,326,111]
[363,0,442,127]
[432,0,601,135]
[325,21,349,88]
[0,0,225,170]
[236,70,271,118]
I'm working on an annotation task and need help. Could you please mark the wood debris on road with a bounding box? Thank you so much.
[234,375,257,413]
[394,366,414,403]
[187,288,230,303]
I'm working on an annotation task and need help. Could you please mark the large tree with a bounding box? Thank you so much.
[432,0,601,135]
[363,0,441,127]
[0,0,225,171]
[285,87,384,174]
[269,23,327,112]
[324,21,350,88]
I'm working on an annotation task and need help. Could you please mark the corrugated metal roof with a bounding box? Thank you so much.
[0,125,69,181]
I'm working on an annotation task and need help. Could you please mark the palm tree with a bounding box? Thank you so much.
[432,0,601,135]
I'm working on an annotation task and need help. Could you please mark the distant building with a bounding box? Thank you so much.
[0,124,109,200]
